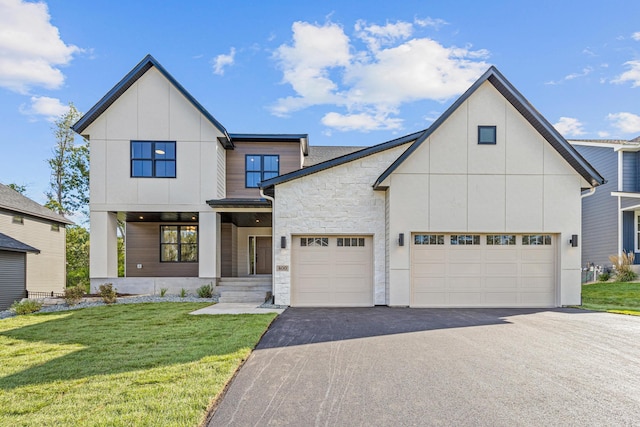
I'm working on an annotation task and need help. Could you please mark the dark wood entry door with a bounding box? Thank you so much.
[256,237,272,274]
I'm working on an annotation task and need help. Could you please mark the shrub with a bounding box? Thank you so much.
[160,287,168,297]
[98,283,117,304]
[197,283,214,298]
[180,288,187,298]
[598,272,611,282]
[609,253,638,282]
[10,299,43,315]
[64,285,85,306]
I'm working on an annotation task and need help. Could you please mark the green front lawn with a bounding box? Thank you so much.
[0,303,277,426]
[581,282,640,315]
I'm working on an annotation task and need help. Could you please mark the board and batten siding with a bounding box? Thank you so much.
[225,141,302,199]
[574,145,618,268]
[125,222,198,277]
[0,251,26,310]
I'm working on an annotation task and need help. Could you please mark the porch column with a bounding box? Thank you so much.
[90,211,118,278]
[199,211,220,278]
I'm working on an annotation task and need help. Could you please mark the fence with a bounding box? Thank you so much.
[26,290,65,299]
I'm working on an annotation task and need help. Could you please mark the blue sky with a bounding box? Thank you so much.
[2,0,640,203]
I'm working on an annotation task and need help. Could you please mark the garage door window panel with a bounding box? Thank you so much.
[451,235,480,245]
[414,234,445,245]
[487,235,516,245]
[300,237,328,247]
[522,235,552,245]
[337,238,365,247]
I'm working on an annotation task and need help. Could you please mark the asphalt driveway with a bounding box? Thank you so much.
[208,307,640,426]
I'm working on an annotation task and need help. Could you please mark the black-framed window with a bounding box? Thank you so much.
[246,154,279,188]
[478,126,497,145]
[160,225,198,262]
[131,141,176,178]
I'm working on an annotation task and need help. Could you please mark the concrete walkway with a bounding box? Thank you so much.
[190,303,286,315]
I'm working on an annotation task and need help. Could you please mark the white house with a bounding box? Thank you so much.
[73,55,604,307]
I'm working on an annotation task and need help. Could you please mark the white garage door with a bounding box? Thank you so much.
[411,234,556,308]
[291,236,373,307]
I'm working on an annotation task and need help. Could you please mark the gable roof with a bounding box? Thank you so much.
[259,130,424,189]
[373,66,606,189]
[0,232,40,253]
[0,184,73,225]
[72,54,230,141]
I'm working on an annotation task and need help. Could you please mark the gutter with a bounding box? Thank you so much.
[581,187,596,199]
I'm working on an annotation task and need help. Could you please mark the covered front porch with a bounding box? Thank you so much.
[89,202,273,300]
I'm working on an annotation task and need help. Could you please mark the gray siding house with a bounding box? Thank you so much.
[571,139,640,269]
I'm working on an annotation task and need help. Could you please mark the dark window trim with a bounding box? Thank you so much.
[131,141,177,178]
[478,125,497,145]
[245,154,279,188]
[159,224,198,262]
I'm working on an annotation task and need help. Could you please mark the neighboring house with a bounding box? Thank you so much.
[0,233,40,310]
[0,184,73,306]
[570,138,640,269]
[73,55,604,308]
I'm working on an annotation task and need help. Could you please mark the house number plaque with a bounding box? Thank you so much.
[276,265,289,271]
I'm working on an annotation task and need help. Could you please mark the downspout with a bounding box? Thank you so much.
[260,187,276,303]
[581,187,596,199]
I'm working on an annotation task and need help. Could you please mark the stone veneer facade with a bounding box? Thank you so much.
[272,143,411,306]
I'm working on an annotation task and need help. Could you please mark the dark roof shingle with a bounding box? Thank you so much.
[0,184,73,225]
[0,233,40,253]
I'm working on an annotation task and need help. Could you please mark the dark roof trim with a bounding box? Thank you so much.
[259,130,424,189]
[228,133,309,155]
[0,233,40,253]
[374,66,606,189]
[206,198,272,208]
[72,54,229,139]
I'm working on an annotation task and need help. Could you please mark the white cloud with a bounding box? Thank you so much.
[271,19,490,132]
[19,96,69,121]
[545,67,593,85]
[414,17,448,29]
[632,32,640,41]
[612,60,640,87]
[607,112,640,134]
[597,131,610,138]
[321,111,403,132]
[212,47,236,75]
[0,0,80,93]
[554,117,586,137]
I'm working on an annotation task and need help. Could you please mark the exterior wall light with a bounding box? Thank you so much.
[398,233,404,246]
[569,235,578,247]
[281,236,287,249]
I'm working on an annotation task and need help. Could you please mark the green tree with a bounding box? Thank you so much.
[45,103,89,217]
[7,183,27,195]
[66,225,90,288]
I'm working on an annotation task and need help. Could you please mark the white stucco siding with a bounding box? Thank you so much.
[387,81,584,306]
[273,144,411,306]
[85,67,225,212]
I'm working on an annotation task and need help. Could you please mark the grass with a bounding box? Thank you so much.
[0,303,277,426]
[581,282,640,315]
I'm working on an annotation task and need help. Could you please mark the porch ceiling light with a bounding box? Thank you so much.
[155,149,165,155]
[256,219,260,223]
[139,216,144,220]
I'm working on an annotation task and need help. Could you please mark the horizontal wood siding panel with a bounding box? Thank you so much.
[226,141,302,198]
[0,251,26,310]
[575,145,618,267]
[126,222,198,277]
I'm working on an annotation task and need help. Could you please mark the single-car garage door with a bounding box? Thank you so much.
[411,234,556,307]
[291,235,373,307]
[0,251,27,310]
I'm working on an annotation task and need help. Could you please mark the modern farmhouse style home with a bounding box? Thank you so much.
[73,55,604,307]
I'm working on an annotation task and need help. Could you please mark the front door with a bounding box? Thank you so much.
[256,236,272,274]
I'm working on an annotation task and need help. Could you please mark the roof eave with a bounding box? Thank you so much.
[72,54,229,139]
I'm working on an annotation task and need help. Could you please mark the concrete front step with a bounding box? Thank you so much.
[217,285,272,292]
[218,290,270,304]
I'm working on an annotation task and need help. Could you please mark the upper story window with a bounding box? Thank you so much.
[246,155,279,188]
[51,224,60,232]
[478,126,497,145]
[131,141,176,178]
[12,215,24,225]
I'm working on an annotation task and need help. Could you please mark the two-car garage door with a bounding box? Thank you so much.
[291,236,373,307]
[411,234,557,307]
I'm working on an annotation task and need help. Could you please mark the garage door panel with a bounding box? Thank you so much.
[411,233,556,308]
[292,236,373,307]
[485,263,518,275]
